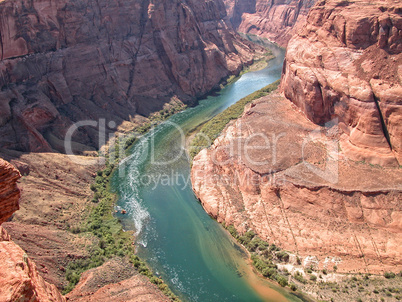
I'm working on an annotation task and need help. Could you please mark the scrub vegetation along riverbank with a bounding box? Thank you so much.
[64,61,279,295]
[224,224,402,302]
[63,107,187,300]
[223,49,275,87]
[189,80,280,159]
[71,67,279,300]
[30,46,275,300]
[191,87,402,301]
[64,160,180,301]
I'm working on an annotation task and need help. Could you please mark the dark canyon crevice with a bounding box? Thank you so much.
[0,0,261,153]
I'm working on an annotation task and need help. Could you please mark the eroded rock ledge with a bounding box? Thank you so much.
[0,158,66,301]
[191,92,402,274]
[0,158,20,224]
[282,0,402,167]
[0,153,170,301]
[192,0,402,276]
[223,0,316,47]
[0,0,261,153]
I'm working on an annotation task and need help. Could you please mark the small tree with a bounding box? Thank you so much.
[310,274,317,281]
[277,275,288,287]
[384,272,396,279]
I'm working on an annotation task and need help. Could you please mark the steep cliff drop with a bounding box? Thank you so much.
[0,158,20,223]
[192,0,402,277]
[223,0,316,46]
[0,158,66,302]
[0,0,264,299]
[0,154,171,301]
[0,0,262,153]
[282,0,402,167]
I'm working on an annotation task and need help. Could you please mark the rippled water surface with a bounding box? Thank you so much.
[111,43,305,302]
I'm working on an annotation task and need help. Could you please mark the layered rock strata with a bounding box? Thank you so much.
[282,0,402,167]
[223,0,316,46]
[192,92,402,273]
[0,157,20,223]
[66,259,170,302]
[0,158,65,302]
[0,0,260,152]
[0,226,66,302]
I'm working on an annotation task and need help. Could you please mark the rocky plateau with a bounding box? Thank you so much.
[0,0,266,300]
[192,0,402,275]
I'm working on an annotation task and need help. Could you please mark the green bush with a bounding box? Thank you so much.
[276,251,289,262]
[239,235,251,246]
[251,255,268,271]
[244,230,256,240]
[293,271,307,284]
[384,272,396,279]
[262,267,277,278]
[269,244,279,252]
[70,226,81,234]
[226,225,238,238]
[310,275,317,281]
[254,237,269,251]
[247,240,259,251]
[277,275,288,287]
[189,80,280,158]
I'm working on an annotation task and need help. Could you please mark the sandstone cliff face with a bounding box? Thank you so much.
[0,153,170,301]
[0,226,66,302]
[66,259,169,302]
[0,0,260,152]
[192,92,402,274]
[0,158,65,302]
[0,158,20,223]
[281,0,402,167]
[223,0,316,46]
[193,0,402,275]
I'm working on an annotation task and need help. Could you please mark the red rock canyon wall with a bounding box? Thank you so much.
[281,0,402,166]
[0,158,66,301]
[192,0,402,274]
[0,0,260,152]
[223,0,316,46]
[0,158,20,223]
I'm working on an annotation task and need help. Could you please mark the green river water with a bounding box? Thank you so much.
[111,43,306,302]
